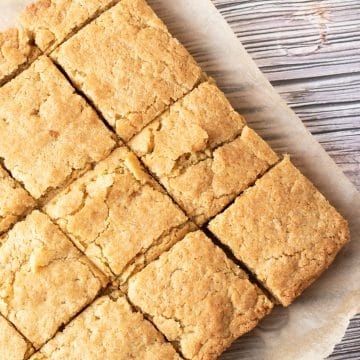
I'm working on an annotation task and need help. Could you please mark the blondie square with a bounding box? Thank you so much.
[0,28,40,86]
[0,210,108,349]
[30,294,180,360]
[0,165,35,235]
[128,231,273,360]
[0,56,115,199]
[51,0,203,141]
[44,147,194,282]
[20,0,118,53]
[0,314,33,360]
[130,81,279,225]
[208,157,350,306]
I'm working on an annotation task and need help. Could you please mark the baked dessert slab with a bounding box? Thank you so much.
[0,56,116,200]
[0,314,34,360]
[130,81,279,225]
[20,0,118,53]
[51,0,203,141]
[0,165,35,236]
[208,157,350,306]
[44,146,195,283]
[30,293,180,360]
[128,230,273,360]
[0,28,40,86]
[0,210,108,349]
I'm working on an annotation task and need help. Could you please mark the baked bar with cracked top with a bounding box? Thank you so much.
[208,157,349,306]
[0,164,35,236]
[0,314,34,360]
[128,230,273,360]
[20,0,118,53]
[30,293,180,360]
[0,56,115,200]
[0,210,108,349]
[51,0,203,141]
[44,146,195,283]
[0,28,40,86]
[129,81,278,225]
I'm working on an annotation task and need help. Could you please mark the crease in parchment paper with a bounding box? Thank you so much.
[2,1,360,359]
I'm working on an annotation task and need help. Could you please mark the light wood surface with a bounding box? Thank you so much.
[212,1,360,358]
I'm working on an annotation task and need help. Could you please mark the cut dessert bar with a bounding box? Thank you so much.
[51,0,203,141]
[30,293,180,360]
[129,81,279,225]
[20,0,118,53]
[0,28,40,86]
[0,314,34,360]
[44,147,195,282]
[0,165,35,236]
[0,210,108,349]
[0,56,115,199]
[208,157,350,306]
[128,230,273,360]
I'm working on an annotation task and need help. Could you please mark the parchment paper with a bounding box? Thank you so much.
[1,1,359,359]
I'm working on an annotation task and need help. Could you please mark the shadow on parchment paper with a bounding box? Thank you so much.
[220,308,360,360]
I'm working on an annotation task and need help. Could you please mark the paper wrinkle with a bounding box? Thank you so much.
[2,0,360,359]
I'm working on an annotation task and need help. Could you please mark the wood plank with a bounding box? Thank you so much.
[213,0,360,80]
[212,0,360,190]
[328,314,360,359]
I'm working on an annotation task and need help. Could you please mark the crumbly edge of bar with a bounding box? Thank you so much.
[0,161,37,238]
[0,27,42,87]
[0,314,35,359]
[137,125,279,225]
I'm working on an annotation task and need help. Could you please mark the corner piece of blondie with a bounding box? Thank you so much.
[208,156,349,306]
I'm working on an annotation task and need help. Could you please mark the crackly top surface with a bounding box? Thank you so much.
[0,210,108,349]
[0,56,115,199]
[44,146,192,281]
[51,0,203,141]
[20,0,117,53]
[0,165,35,235]
[30,294,180,360]
[130,81,278,225]
[128,231,273,360]
[0,28,40,86]
[208,157,350,306]
[0,314,33,360]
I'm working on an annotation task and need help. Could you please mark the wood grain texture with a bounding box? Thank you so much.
[212,0,360,190]
[211,1,360,359]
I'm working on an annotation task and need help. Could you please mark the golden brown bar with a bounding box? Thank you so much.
[0,28,40,86]
[51,0,203,141]
[0,56,115,200]
[0,314,34,360]
[44,146,195,283]
[20,0,118,53]
[0,210,108,349]
[30,293,180,360]
[130,81,278,225]
[128,231,273,360]
[0,164,35,236]
[208,157,349,306]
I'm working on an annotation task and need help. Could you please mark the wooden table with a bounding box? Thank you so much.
[212,1,360,358]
